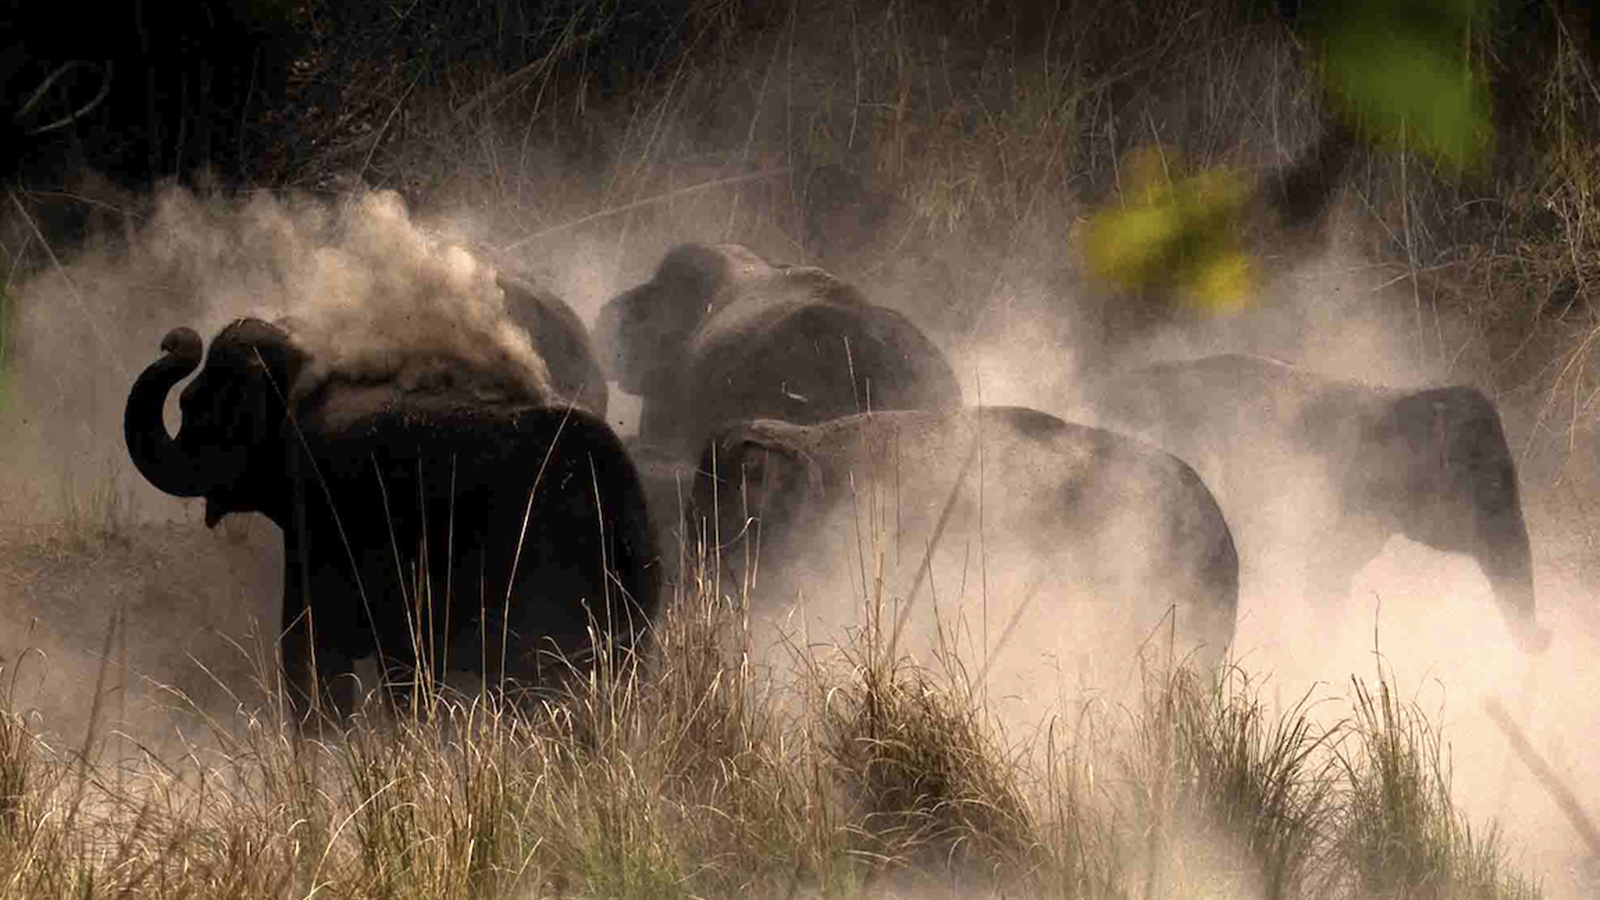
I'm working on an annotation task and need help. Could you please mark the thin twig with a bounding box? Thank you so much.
[498,168,793,253]
[1484,696,1600,858]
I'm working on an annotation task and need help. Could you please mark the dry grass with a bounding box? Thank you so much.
[0,534,1548,899]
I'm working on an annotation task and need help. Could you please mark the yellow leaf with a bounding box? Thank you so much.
[1184,252,1257,314]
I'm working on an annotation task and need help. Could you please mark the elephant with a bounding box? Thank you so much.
[124,316,661,725]
[593,243,963,458]
[1084,353,1551,654]
[691,406,1241,682]
[498,272,609,417]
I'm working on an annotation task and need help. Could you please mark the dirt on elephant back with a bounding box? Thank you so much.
[0,514,283,758]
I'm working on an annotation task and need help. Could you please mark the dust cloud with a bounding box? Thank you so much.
[0,185,593,758]
[694,218,1600,898]
[700,408,1233,752]
[4,185,580,524]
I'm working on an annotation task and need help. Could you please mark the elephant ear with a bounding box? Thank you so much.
[703,427,823,548]
[227,318,303,434]
[240,348,288,444]
[597,281,697,396]
[196,320,301,524]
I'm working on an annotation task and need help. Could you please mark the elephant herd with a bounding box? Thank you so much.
[123,241,1552,727]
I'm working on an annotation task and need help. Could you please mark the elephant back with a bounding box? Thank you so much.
[692,405,1239,678]
[302,398,660,674]
[680,281,960,450]
[499,273,609,417]
[687,264,870,356]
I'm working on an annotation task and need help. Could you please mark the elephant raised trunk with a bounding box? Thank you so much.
[123,311,662,728]
[123,326,217,499]
[1481,539,1551,654]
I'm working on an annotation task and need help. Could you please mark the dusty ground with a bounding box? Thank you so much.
[0,514,282,757]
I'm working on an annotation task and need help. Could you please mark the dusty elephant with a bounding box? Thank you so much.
[593,242,963,458]
[498,272,609,417]
[124,317,660,725]
[1085,353,1551,655]
[692,406,1241,681]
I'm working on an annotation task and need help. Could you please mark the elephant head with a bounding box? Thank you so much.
[595,245,722,395]
[124,318,301,528]
[694,418,826,555]
[593,243,777,395]
[1367,386,1552,655]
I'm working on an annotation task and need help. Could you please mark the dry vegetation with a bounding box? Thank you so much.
[2,0,1598,896]
[0,563,1549,899]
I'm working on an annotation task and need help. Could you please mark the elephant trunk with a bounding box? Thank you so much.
[1456,394,1552,656]
[592,292,628,387]
[1392,386,1552,656]
[124,327,216,498]
[1478,511,1552,655]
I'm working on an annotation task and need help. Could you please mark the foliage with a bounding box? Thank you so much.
[1305,0,1496,175]
[1083,147,1259,314]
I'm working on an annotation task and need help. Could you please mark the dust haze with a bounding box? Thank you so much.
[677,206,1599,897]
[0,184,600,758]
[2,12,1599,899]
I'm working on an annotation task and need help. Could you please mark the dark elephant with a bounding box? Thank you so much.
[594,243,963,458]
[498,272,609,417]
[124,317,660,725]
[693,406,1240,677]
[1086,353,1550,654]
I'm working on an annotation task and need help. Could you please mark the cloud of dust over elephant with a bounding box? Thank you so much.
[4,185,557,524]
[0,185,578,758]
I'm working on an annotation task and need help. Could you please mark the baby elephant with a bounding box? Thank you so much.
[692,406,1241,687]
[1087,353,1551,655]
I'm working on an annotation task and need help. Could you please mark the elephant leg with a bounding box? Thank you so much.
[429,541,511,695]
[281,530,368,727]
[279,599,322,726]
[279,527,320,725]
[388,537,459,706]
[280,584,358,728]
